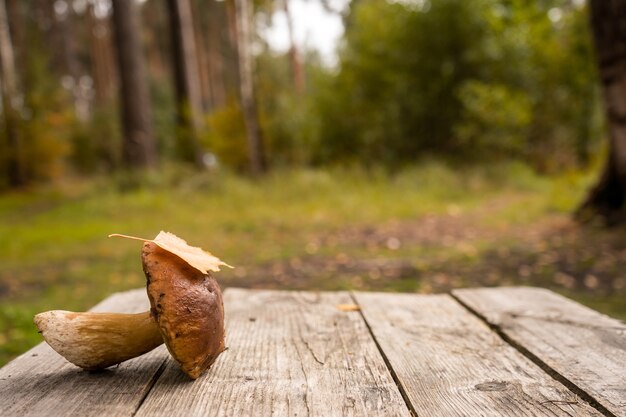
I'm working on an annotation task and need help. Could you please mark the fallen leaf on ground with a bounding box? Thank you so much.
[337,304,360,312]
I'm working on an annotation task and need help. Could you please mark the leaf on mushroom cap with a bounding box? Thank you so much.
[152,231,233,273]
[109,231,232,273]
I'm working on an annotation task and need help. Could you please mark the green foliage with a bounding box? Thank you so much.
[204,99,249,170]
[150,76,177,162]
[70,105,121,174]
[311,0,492,164]
[304,0,601,170]
[456,81,532,156]
[18,46,73,183]
[0,0,604,183]
[255,50,321,166]
[477,0,602,171]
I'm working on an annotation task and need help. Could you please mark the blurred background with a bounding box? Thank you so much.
[1,0,625,366]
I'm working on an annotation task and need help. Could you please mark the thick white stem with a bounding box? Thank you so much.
[34,310,163,370]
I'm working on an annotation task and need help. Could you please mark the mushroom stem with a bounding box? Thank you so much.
[34,310,163,370]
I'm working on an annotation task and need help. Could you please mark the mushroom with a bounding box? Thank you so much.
[142,241,226,378]
[34,232,231,379]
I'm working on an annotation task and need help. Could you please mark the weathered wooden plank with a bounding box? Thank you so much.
[354,291,603,417]
[453,286,626,417]
[135,288,410,417]
[0,289,169,417]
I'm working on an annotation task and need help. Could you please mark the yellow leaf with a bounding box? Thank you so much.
[109,231,233,274]
[336,304,360,312]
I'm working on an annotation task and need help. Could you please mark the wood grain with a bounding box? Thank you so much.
[0,289,169,417]
[135,288,410,417]
[354,291,603,417]
[453,286,626,417]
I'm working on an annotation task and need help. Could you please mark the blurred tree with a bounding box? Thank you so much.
[203,0,227,109]
[5,0,73,183]
[111,0,158,169]
[188,0,226,112]
[233,0,267,174]
[84,1,120,172]
[5,0,23,74]
[166,0,204,167]
[0,0,23,186]
[57,1,81,87]
[190,0,211,111]
[312,0,489,165]
[0,0,602,186]
[282,0,304,93]
[142,1,169,81]
[307,0,598,170]
[457,0,597,171]
[88,2,116,106]
[578,0,626,224]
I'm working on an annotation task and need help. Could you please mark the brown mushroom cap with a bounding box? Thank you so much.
[142,241,226,379]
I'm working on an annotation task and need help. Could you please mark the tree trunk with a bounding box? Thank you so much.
[0,0,23,187]
[577,0,626,224]
[205,0,226,109]
[142,1,168,81]
[111,0,158,169]
[59,4,81,81]
[234,0,267,174]
[88,2,116,106]
[283,0,304,93]
[189,0,211,111]
[37,0,65,76]
[5,0,23,76]
[166,0,204,167]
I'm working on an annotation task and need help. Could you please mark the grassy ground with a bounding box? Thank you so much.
[1,162,625,366]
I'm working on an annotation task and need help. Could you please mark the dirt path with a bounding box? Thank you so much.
[224,196,626,302]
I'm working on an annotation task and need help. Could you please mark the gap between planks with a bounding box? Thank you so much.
[131,359,168,417]
[449,291,617,417]
[133,289,410,416]
[0,289,171,417]
[352,291,603,417]
[348,292,418,417]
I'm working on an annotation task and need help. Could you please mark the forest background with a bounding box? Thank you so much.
[1,0,625,366]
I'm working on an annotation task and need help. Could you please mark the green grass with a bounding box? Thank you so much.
[1,161,624,366]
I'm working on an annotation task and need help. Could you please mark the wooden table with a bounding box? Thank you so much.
[1,287,625,417]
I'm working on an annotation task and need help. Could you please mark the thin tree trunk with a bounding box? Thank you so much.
[225,0,238,50]
[234,0,267,174]
[88,2,116,105]
[5,0,23,76]
[88,1,119,171]
[205,0,226,109]
[283,0,304,93]
[111,0,158,169]
[224,0,240,96]
[190,0,212,111]
[0,0,23,186]
[59,5,81,80]
[577,0,626,224]
[166,0,204,167]
[37,0,65,76]
[142,1,168,82]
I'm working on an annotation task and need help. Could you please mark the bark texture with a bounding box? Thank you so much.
[88,3,116,105]
[578,0,626,224]
[111,0,158,169]
[166,0,204,167]
[234,0,267,174]
[283,0,304,93]
[0,0,23,186]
